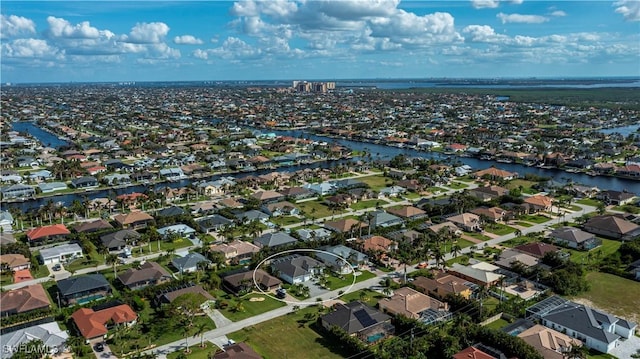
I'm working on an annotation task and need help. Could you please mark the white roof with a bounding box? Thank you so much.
[39,243,83,260]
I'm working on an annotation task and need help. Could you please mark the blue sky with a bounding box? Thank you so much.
[1,0,639,83]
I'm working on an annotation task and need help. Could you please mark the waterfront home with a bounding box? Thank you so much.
[473,167,516,181]
[39,243,83,265]
[57,273,111,305]
[549,227,601,250]
[222,269,282,295]
[523,195,554,213]
[113,210,154,229]
[209,240,260,265]
[0,284,51,316]
[38,181,68,193]
[70,176,99,189]
[117,262,172,290]
[468,185,509,202]
[26,224,71,245]
[526,295,637,353]
[378,287,450,324]
[583,215,640,241]
[71,304,137,341]
[597,190,636,205]
[103,173,131,186]
[320,301,394,344]
[159,167,186,181]
[0,322,68,358]
[0,183,36,200]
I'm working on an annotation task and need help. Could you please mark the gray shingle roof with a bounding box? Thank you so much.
[57,274,110,296]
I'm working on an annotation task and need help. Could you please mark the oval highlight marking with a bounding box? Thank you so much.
[252,248,357,305]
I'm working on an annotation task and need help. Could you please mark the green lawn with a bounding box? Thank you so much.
[577,198,602,206]
[228,307,347,359]
[33,264,50,279]
[326,270,376,291]
[357,175,392,191]
[217,294,287,322]
[568,239,621,265]
[505,179,537,192]
[350,199,387,211]
[483,318,509,330]
[572,272,640,323]
[515,221,534,227]
[427,187,448,193]
[339,288,385,307]
[270,216,303,226]
[167,344,219,359]
[404,192,422,200]
[518,214,552,224]
[297,201,334,219]
[483,223,517,236]
[445,182,468,189]
[465,232,492,241]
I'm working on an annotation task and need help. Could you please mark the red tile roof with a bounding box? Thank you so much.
[453,346,495,359]
[71,304,137,339]
[26,224,70,241]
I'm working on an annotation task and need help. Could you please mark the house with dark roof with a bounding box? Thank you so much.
[0,183,36,200]
[223,269,282,295]
[549,227,601,250]
[100,229,140,252]
[155,284,214,305]
[279,186,314,200]
[113,211,154,230]
[271,254,324,284]
[369,210,404,228]
[57,274,111,305]
[0,284,51,316]
[117,262,172,290]
[320,301,394,344]
[316,245,368,274]
[171,252,211,274]
[253,231,298,249]
[513,242,561,259]
[527,296,637,353]
[597,190,636,205]
[213,342,261,359]
[468,185,509,202]
[70,176,99,189]
[195,214,234,233]
[156,206,187,217]
[74,219,114,233]
[71,304,137,341]
[583,215,640,241]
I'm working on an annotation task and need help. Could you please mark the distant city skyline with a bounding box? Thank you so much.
[1,1,639,84]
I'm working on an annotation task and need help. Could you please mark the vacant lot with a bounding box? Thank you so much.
[572,272,640,324]
[228,307,347,359]
[358,175,391,190]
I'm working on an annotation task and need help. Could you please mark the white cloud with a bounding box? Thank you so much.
[508,0,524,4]
[614,0,640,21]
[0,15,36,38]
[192,49,209,60]
[497,13,549,24]
[125,22,170,44]
[550,10,567,17]
[46,16,113,39]
[471,0,500,9]
[174,35,203,45]
[1,38,62,58]
[207,37,262,60]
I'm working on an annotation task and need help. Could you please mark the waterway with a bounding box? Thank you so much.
[599,124,640,137]
[11,121,70,149]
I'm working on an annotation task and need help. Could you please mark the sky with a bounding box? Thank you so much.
[1,0,639,83]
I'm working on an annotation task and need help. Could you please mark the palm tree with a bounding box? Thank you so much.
[451,241,462,258]
[382,287,392,297]
[106,254,119,277]
[194,322,208,348]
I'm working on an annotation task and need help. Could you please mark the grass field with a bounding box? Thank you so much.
[326,270,376,291]
[358,175,392,190]
[483,318,509,330]
[483,223,517,236]
[505,179,537,192]
[576,198,603,206]
[445,181,468,189]
[270,216,303,226]
[339,288,385,307]
[519,214,552,224]
[515,221,534,227]
[228,307,347,359]
[572,272,640,324]
[217,293,287,322]
[350,199,386,211]
[465,232,492,241]
[297,201,335,219]
[567,239,621,265]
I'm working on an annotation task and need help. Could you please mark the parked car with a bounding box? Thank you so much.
[94,343,104,352]
[52,264,62,271]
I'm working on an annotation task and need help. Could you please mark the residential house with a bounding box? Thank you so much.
[171,252,211,274]
[597,190,636,205]
[583,215,640,241]
[38,182,68,194]
[316,245,368,274]
[513,242,562,259]
[157,224,197,240]
[0,253,31,272]
[427,222,462,237]
[262,201,300,216]
[526,296,637,353]
[280,186,314,201]
[517,324,581,359]
[39,243,83,265]
[271,254,324,284]
[359,235,397,255]
[222,269,282,295]
[155,284,214,305]
[71,304,137,341]
[386,206,427,220]
[113,211,154,229]
[100,229,140,252]
[26,224,71,244]
[412,271,473,300]
[468,185,509,202]
[473,167,516,181]
[523,195,554,213]
[448,262,503,287]
[549,226,602,251]
[320,301,394,344]
[195,214,234,233]
[57,274,112,305]
[213,342,261,359]
[254,231,298,249]
[471,207,507,222]
[0,284,51,316]
[0,184,36,200]
[494,249,540,271]
[159,167,186,180]
[234,210,270,223]
[74,219,114,233]
[0,210,13,233]
[324,218,368,234]
[296,228,332,242]
[379,186,406,198]
[447,213,482,232]
[117,262,172,290]
[156,206,187,218]
[251,190,284,204]
[210,240,260,265]
[304,182,337,196]
[70,176,99,189]
[0,322,68,359]
[452,346,497,359]
[369,210,404,228]
[378,287,450,324]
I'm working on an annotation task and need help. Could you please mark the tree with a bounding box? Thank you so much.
[194,321,208,348]
[172,293,206,328]
[106,253,119,278]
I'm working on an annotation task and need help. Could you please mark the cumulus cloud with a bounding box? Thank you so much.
[45,16,113,39]
[471,0,500,9]
[614,0,640,21]
[202,37,262,60]
[125,22,170,43]
[1,38,62,58]
[463,25,509,43]
[174,35,203,45]
[1,14,36,38]
[550,10,567,17]
[497,13,549,24]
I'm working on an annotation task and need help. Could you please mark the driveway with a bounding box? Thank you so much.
[90,339,117,359]
[609,333,640,359]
